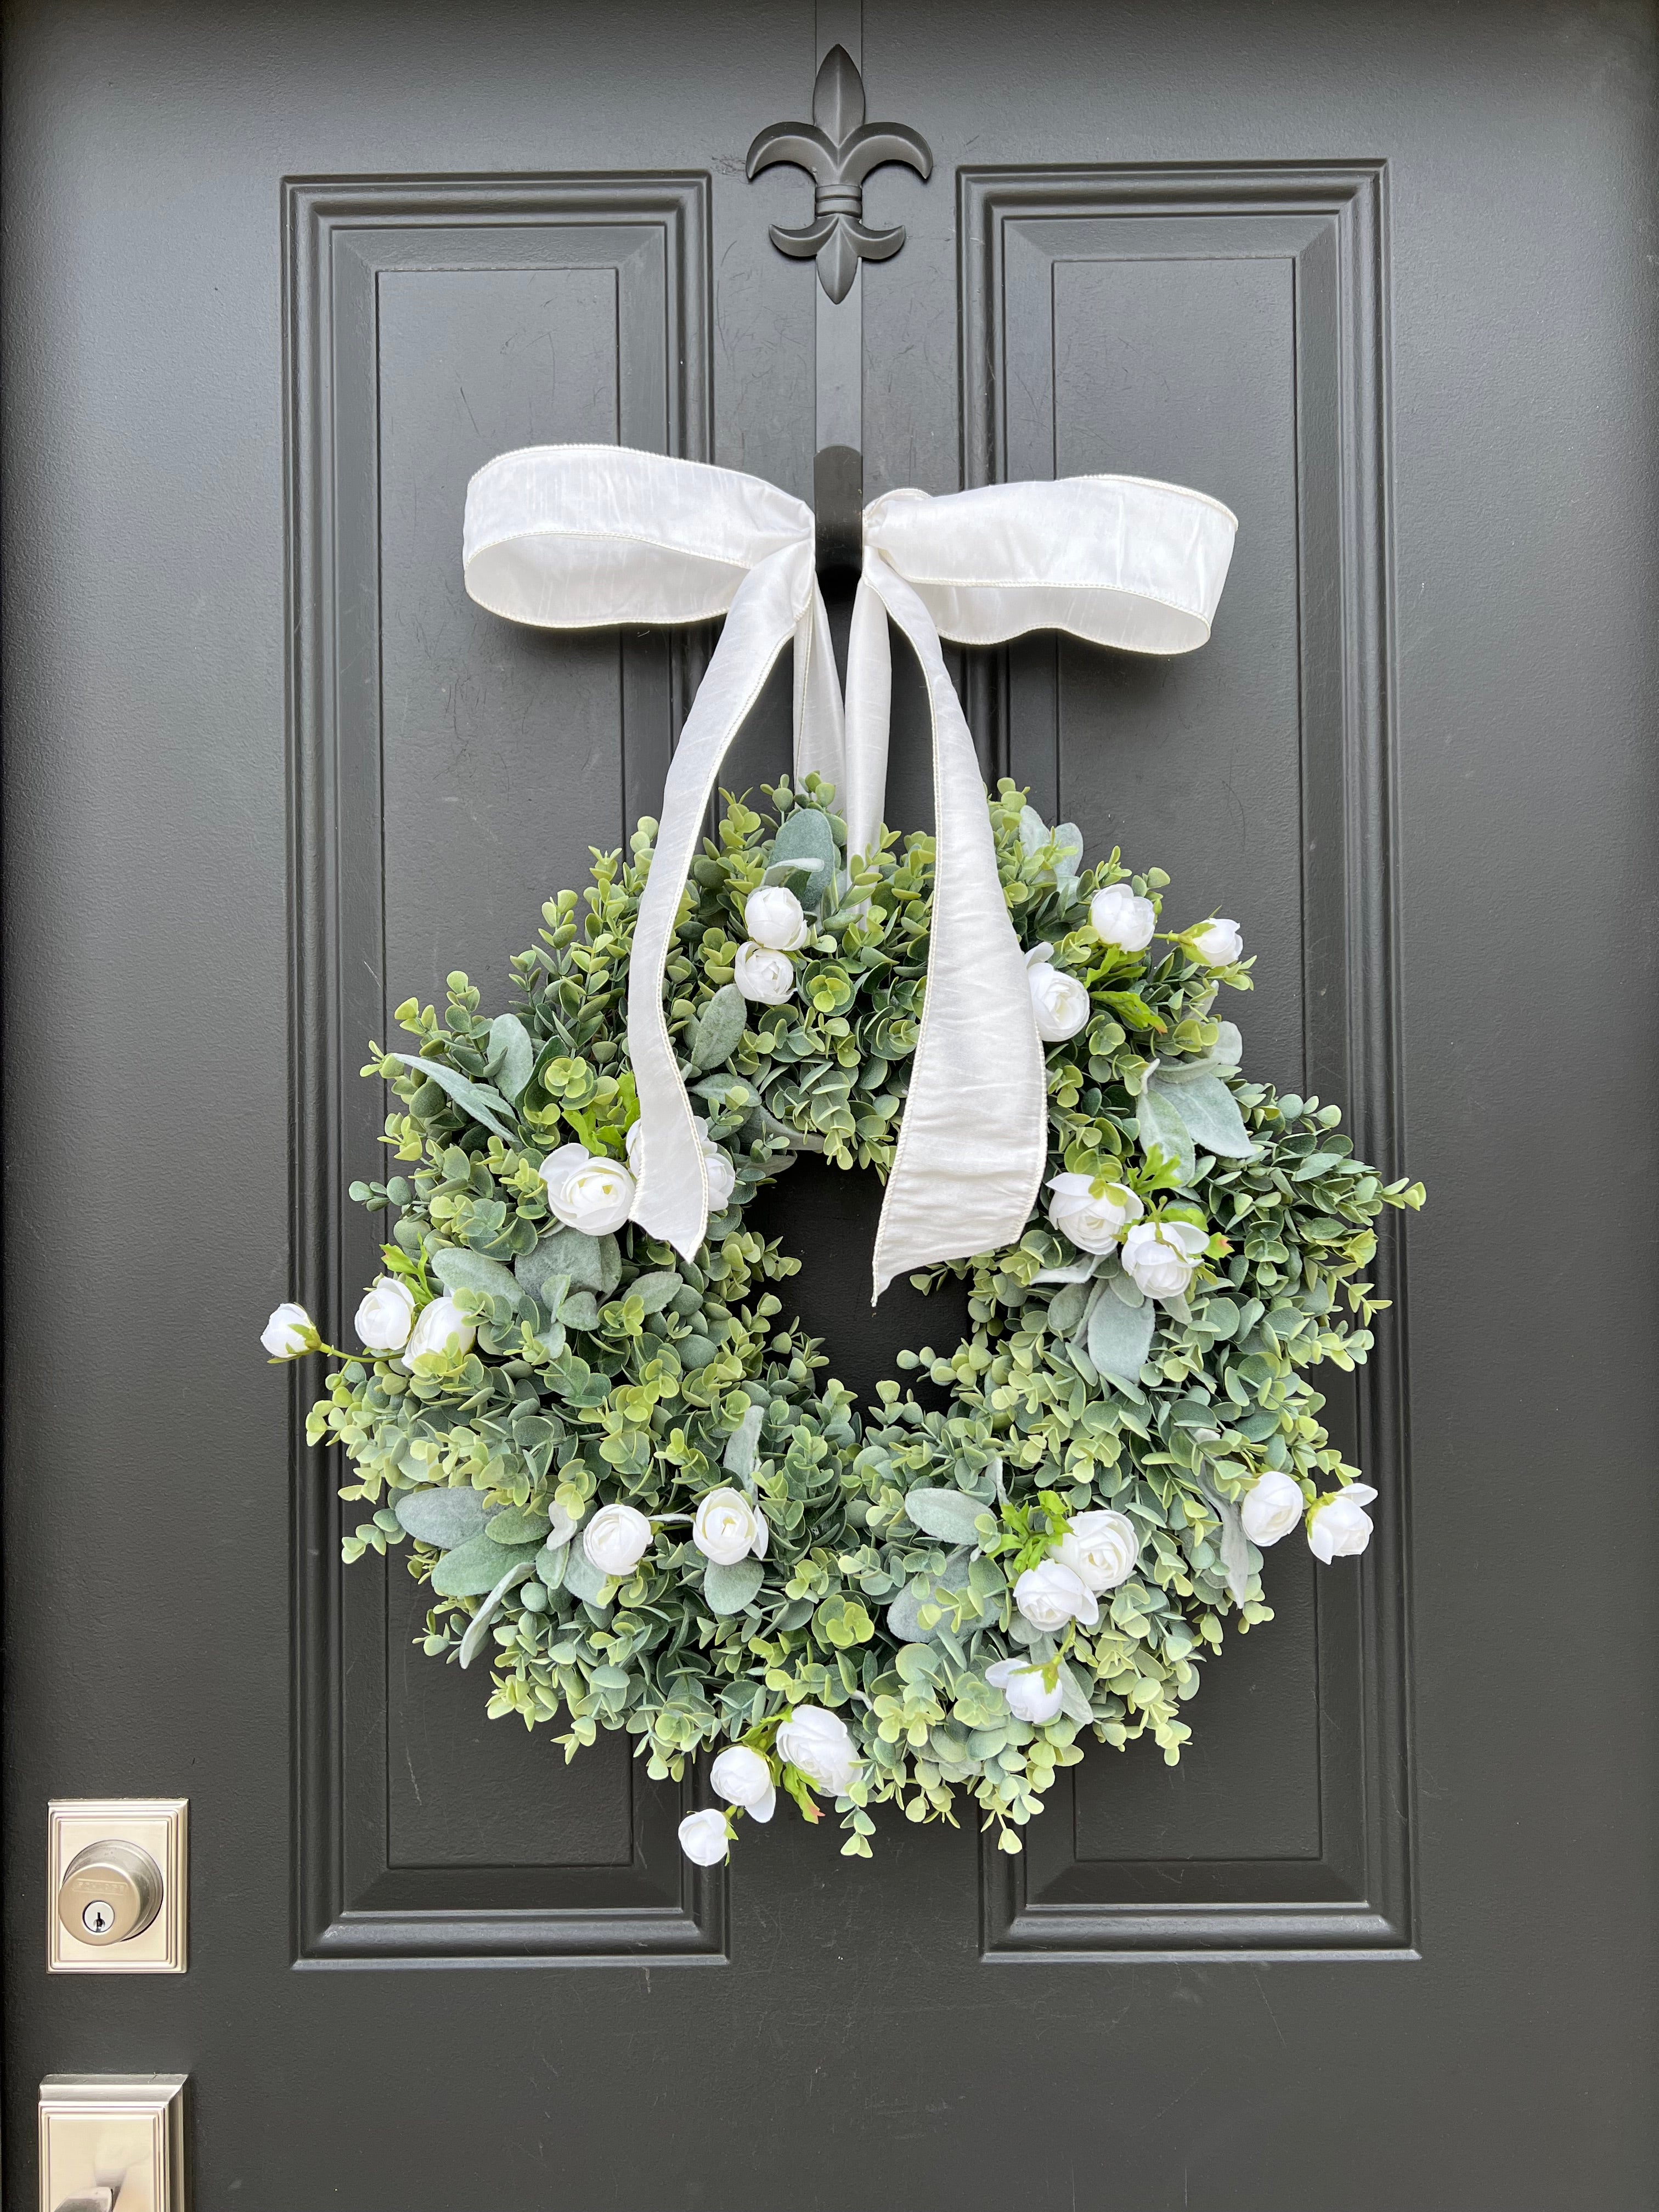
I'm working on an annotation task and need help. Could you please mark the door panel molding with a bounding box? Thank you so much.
[284,174,724,1963]
[960,165,1414,1959]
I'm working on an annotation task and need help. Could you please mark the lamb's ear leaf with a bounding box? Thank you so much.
[431,1532,543,1598]
[1047,1280,1090,1335]
[768,807,839,903]
[1051,822,1085,885]
[388,1054,518,1143]
[430,1245,523,1305]
[1017,805,1048,854]
[686,983,749,1074]
[1056,1659,1097,1726]
[1162,1073,1256,1160]
[459,1559,536,1668]
[394,1487,487,1550]
[561,1545,610,1604]
[704,1559,765,1616]
[724,1403,766,1481]
[486,1013,537,1101]
[1137,1081,1197,1183]
[1087,1290,1156,1391]
[904,1488,986,1545]
[1194,1470,1252,1604]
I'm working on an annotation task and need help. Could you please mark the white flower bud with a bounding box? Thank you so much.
[710,1744,776,1821]
[692,1486,768,1565]
[1190,917,1244,967]
[261,1302,317,1359]
[677,1808,731,1865]
[743,884,810,950]
[1240,1469,1305,1547]
[582,1502,654,1578]
[539,1143,636,1235]
[1052,1509,1139,1593]
[776,1705,859,1795]
[354,1276,415,1353]
[732,941,795,1005]
[1120,1218,1207,1302]
[1046,1173,1143,1255]
[1025,944,1091,1042]
[986,1656,1065,1725]
[1090,882,1157,952]
[1307,1484,1378,1564]
[1013,1559,1099,1632]
[402,1295,476,1367]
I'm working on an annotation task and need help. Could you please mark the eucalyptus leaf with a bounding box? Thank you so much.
[486,1012,536,1101]
[903,1488,987,1545]
[1087,1289,1156,1389]
[1047,1280,1090,1334]
[536,1539,571,1591]
[558,1291,601,1330]
[459,1559,535,1668]
[704,1558,765,1616]
[1137,1081,1197,1183]
[430,1245,523,1305]
[686,983,749,1075]
[768,806,838,903]
[627,1270,682,1316]
[393,1487,486,1550]
[431,1531,544,1598]
[387,1053,518,1143]
[885,1553,972,1643]
[677,1332,719,1368]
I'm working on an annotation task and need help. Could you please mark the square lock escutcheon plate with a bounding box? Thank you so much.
[48,1800,187,1973]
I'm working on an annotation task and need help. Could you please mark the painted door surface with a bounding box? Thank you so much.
[4,3,1656,2207]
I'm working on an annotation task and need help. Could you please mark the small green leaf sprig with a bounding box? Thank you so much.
[269,778,1421,1864]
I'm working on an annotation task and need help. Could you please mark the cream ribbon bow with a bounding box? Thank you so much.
[462,445,1235,1300]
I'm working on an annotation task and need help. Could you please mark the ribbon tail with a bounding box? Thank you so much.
[792,583,846,803]
[864,558,1047,1302]
[628,547,808,1259]
[842,568,892,866]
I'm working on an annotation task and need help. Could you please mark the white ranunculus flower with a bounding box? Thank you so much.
[692,1486,768,1565]
[1241,1469,1305,1547]
[710,1744,776,1822]
[582,1502,654,1578]
[1025,942,1091,1042]
[539,1142,636,1235]
[261,1302,317,1359]
[1013,1558,1099,1632]
[743,884,810,951]
[677,1808,732,1865]
[776,1705,859,1795]
[1053,1509,1139,1593]
[1307,1483,1378,1565]
[986,1655,1065,1725]
[1190,916,1244,967]
[1120,1218,1208,1302]
[1091,882,1158,952]
[732,940,795,1005]
[1046,1172,1144,1255]
[402,1295,476,1367]
[354,1276,415,1353]
[626,1115,735,1210]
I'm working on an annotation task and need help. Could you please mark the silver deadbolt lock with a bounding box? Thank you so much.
[55,1841,163,1948]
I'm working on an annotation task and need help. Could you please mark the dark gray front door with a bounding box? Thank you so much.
[6,4,1656,2207]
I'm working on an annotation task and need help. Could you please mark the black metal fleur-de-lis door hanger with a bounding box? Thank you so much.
[747,44,933,304]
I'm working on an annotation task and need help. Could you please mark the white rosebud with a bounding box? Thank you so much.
[539,1142,636,1235]
[1046,1172,1144,1255]
[677,1808,732,1865]
[1090,881,1158,952]
[692,1486,768,1565]
[1025,943,1091,1043]
[1120,1218,1208,1302]
[1053,1509,1139,1593]
[1190,917,1244,967]
[710,1744,776,1822]
[1013,1558,1099,1632]
[582,1502,654,1578]
[354,1276,415,1353]
[732,940,795,1005]
[627,1115,735,1211]
[986,1655,1065,1725]
[1240,1469,1305,1547]
[1307,1484,1378,1565]
[743,884,810,951]
[402,1294,476,1367]
[261,1302,317,1359]
[776,1704,859,1795]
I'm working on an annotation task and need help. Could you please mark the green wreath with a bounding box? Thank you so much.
[266,779,1420,1863]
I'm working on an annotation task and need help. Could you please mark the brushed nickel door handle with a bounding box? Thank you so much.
[54,2191,116,2211]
